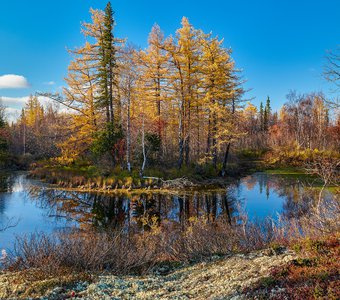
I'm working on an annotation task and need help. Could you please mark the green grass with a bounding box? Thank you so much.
[305,185,339,193]
[264,167,306,175]
[264,168,339,192]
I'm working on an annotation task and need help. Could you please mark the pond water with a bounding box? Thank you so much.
[0,172,335,250]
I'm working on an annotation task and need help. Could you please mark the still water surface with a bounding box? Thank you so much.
[0,172,333,250]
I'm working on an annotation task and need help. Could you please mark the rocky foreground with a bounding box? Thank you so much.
[0,249,296,300]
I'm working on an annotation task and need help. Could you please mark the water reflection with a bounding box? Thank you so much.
[0,174,74,250]
[0,172,337,250]
[0,173,15,193]
[30,188,237,232]
[237,173,336,220]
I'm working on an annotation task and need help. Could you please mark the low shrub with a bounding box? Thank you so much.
[5,215,276,280]
[244,235,340,300]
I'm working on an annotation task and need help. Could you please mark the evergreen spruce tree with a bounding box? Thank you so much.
[263,96,271,131]
[96,2,124,165]
[98,1,117,125]
[259,102,264,131]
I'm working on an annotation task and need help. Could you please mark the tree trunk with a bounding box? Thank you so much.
[185,115,190,165]
[206,109,211,156]
[221,142,231,177]
[178,75,185,169]
[140,114,146,176]
[126,81,131,172]
[212,110,217,170]
[109,58,114,124]
[178,123,184,169]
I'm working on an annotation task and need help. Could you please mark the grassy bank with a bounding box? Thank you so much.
[263,148,340,168]
[29,160,246,191]
[27,147,340,191]
[30,163,160,190]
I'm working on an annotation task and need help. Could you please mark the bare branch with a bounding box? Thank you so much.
[0,217,19,232]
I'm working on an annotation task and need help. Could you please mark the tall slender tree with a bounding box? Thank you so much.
[137,25,169,157]
[98,2,117,125]
[259,102,264,131]
[165,17,202,168]
[263,96,271,131]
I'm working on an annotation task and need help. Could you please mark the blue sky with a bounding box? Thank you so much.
[0,0,339,120]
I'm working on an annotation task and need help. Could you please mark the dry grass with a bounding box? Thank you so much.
[30,165,159,190]
[4,216,275,280]
[0,217,293,299]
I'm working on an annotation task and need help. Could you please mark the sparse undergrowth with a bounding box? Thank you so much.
[263,148,340,169]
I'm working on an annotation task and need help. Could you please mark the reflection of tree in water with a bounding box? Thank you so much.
[131,193,160,230]
[29,187,94,228]
[28,186,237,232]
[264,176,318,219]
[0,173,20,224]
[92,194,129,229]
[241,173,327,220]
[0,197,5,216]
[175,191,235,226]
[23,173,338,235]
[28,188,130,230]
[0,173,15,193]
[282,188,323,219]
[242,175,257,191]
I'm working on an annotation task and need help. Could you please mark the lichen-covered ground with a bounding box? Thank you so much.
[0,249,296,300]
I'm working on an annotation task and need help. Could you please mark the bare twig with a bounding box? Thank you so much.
[0,217,19,232]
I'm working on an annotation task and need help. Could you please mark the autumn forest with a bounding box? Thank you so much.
[0,2,338,179]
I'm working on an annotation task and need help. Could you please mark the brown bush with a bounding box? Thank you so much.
[6,216,263,278]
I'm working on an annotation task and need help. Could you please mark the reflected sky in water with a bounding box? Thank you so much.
[0,173,73,250]
[236,174,287,219]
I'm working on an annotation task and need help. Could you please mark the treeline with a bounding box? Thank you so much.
[241,92,339,152]
[5,2,340,174]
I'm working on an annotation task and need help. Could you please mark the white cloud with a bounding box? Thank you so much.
[0,96,29,107]
[0,74,29,89]
[0,95,55,122]
[44,81,55,86]
[0,96,51,108]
